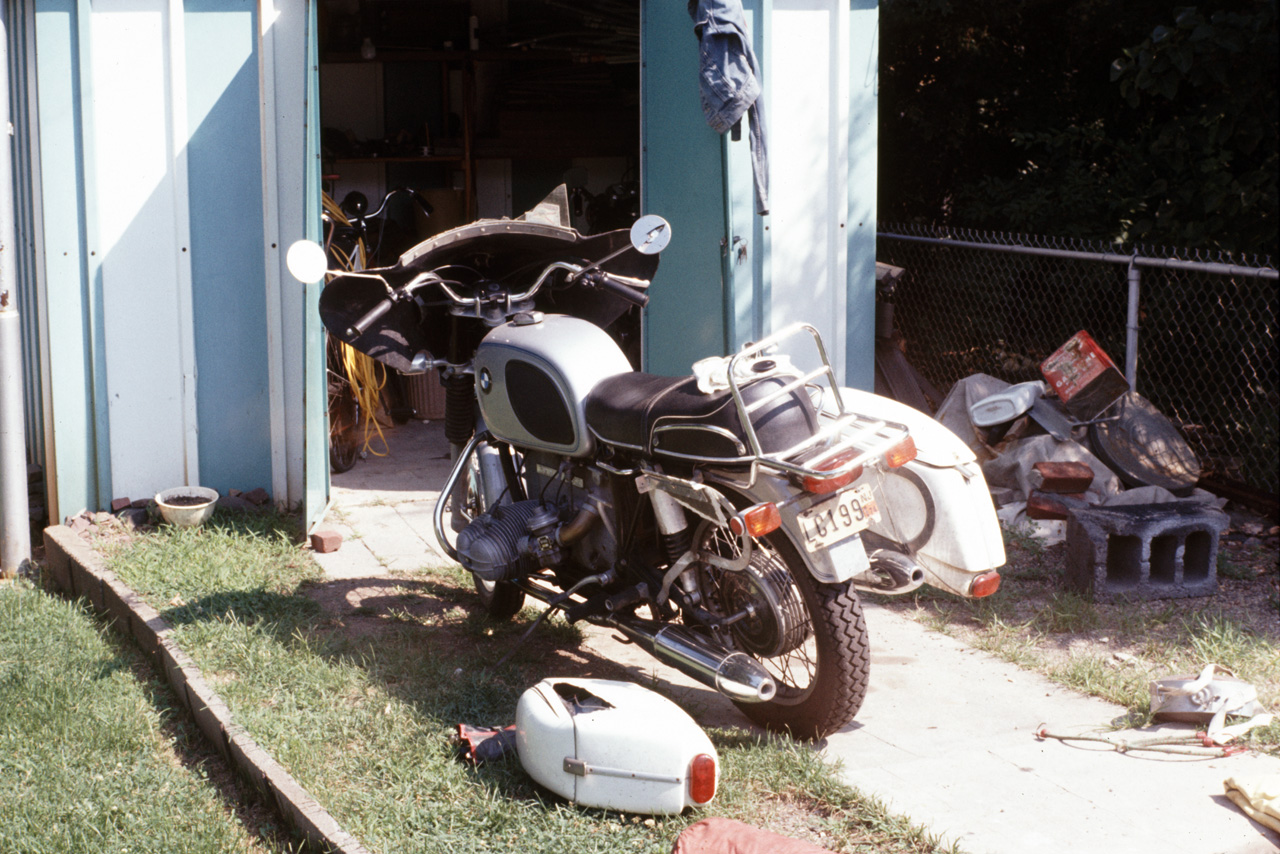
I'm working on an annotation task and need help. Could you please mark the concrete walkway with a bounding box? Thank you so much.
[312,419,1279,854]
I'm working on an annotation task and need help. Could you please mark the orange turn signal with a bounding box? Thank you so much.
[729,503,782,537]
[689,753,718,804]
[801,450,863,494]
[969,570,1002,598]
[885,436,917,468]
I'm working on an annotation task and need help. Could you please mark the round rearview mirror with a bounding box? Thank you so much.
[630,215,672,255]
[286,240,330,284]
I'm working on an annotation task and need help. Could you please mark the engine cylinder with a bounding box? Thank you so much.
[456,500,549,582]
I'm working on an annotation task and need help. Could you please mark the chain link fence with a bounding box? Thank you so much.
[877,224,1279,497]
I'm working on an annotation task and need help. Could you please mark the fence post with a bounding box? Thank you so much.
[1126,258,1140,392]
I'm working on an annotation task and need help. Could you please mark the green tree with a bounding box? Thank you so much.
[879,0,1279,254]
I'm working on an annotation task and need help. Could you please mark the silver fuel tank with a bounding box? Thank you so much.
[474,313,632,458]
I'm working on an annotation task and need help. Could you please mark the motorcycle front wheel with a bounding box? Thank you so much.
[694,519,870,740]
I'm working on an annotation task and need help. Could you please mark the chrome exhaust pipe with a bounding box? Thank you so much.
[607,619,777,703]
[853,549,926,595]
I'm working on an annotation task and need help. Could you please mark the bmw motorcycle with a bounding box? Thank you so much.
[294,187,1005,739]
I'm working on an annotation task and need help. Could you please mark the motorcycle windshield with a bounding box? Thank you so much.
[320,195,657,374]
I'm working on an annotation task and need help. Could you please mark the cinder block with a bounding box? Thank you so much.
[1066,501,1228,603]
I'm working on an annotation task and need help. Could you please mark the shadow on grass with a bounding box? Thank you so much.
[143,550,745,811]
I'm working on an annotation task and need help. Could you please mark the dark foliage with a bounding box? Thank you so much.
[879,0,1279,254]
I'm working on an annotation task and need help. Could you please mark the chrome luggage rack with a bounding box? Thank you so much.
[666,323,911,489]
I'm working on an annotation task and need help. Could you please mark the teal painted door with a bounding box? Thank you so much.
[722,0,770,353]
[640,0,729,376]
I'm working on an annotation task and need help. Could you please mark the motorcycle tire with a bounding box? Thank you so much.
[695,519,870,740]
[474,576,525,621]
[330,439,360,475]
[328,381,361,474]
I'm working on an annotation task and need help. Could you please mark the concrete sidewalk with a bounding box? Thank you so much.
[313,419,1279,854]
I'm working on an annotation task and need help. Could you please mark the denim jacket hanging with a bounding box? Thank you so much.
[688,0,769,215]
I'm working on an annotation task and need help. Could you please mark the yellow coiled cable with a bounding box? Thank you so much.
[323,193,390,459]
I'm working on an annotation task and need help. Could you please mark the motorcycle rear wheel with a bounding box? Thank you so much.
[327,379,361,474]
[694,520,870,740]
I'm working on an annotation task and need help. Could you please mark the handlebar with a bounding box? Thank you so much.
[344,271,439,337]
[583,270,650,307]
[339,259,648,339]
[348,297,395,338]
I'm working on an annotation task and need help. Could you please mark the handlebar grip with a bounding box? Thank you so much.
[594,272,650,308]
[347,297,395,337]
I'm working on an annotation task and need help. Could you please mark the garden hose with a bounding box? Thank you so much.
[323,192,390,459]
[1035,724,1249,758]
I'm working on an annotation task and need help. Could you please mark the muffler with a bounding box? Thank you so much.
[607,618,777,704]
[852,549,926,595]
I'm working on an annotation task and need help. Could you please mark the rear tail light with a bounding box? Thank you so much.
[730,503,782,537]
[801,450,863,494]
[688,753,718,804]
[884,436,917,468]
[969,570,1001,598]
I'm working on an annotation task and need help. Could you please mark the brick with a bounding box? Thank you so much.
[311,530,343,554]
[1026,491,1087,520]
[218,494,256,513]
[110,497,132,513]
[243,487,271,506]
[1065,501,1228,603]
[1031,461,1094,494]
[41,527,73,593]
[114,508,145,530]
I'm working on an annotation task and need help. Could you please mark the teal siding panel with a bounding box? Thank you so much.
[9,0,45,469]
[302,0,327,527]
[844,0,878,391]
[184,2,273,495]
[34,0,108,517]
[641,0,727,376]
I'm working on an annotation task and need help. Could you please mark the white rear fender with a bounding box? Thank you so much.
[834,387,975,467]
[833,388,1005,596]
[860,459,1005,596]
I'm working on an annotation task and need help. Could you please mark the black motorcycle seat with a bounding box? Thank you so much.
[585,371,818,460]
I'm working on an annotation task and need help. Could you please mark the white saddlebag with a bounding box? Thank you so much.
[515,678,719,814]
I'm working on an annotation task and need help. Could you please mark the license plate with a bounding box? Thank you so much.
[797,484,880,553]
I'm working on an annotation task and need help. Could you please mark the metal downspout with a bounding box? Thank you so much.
[0,0,32,578]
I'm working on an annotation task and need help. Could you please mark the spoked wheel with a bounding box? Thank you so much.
[694,518,870,740]
[448,446,526,621]
[327,373,361,474]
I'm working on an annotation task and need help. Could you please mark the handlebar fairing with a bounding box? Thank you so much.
[320,217,658,373]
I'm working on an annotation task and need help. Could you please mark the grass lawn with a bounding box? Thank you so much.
[80,509,957,854]
[0,580,295,853]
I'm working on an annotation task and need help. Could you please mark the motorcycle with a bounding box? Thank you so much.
[290,187,1006,739]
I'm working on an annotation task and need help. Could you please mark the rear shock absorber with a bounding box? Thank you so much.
[649,488,693,565]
